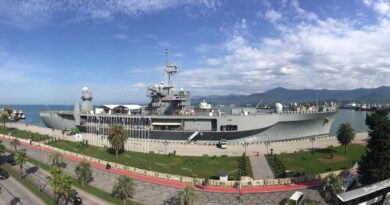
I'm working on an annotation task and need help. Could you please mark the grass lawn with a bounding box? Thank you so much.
[1,165,52,205]
[49,140,251,180]
[272,144,366,176]
[0,125,50,141]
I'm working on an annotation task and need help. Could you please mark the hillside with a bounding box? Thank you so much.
[192,86,390,106]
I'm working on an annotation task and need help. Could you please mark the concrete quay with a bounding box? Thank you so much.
[9,122,369,157]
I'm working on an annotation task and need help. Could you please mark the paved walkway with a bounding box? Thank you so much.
[0,175,45,205]
[1,138,326,205]
[249,155,275,180]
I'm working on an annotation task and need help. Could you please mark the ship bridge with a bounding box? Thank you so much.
[95,104,142,115]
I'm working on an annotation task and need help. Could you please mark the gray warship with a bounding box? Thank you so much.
[40,51,338,142]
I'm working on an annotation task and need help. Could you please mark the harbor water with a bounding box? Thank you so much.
[2,105,369,135]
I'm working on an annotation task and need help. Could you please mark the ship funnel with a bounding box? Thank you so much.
[275,103,283,114]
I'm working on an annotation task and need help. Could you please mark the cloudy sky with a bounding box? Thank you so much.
[1,0,390,104]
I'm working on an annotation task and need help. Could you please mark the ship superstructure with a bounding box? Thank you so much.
[40,50,338,142]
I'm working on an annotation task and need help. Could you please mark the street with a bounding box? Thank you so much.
[0,175,45,205]
[3,155,113,205]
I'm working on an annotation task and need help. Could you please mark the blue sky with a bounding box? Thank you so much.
[1,0,390,104]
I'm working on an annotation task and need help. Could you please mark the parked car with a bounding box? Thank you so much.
[0,168,9,180]
[68,191,82,205]
[285,191,304,205]
[6,158,16,166]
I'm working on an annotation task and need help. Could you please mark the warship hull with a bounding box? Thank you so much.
[40,110,337,142]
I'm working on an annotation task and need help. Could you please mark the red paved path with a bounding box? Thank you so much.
[2,137,321,193]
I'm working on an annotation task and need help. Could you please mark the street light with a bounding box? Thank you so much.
[162,140,170,154]
[265,141,271,154]
[242,142,249,155]
[309,137,316,154]
[238,168,242,205]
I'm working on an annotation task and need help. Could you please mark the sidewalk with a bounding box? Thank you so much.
[249,155,275,180]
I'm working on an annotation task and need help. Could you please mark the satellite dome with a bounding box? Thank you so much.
[82,86,89,91]
[275,103,283,114]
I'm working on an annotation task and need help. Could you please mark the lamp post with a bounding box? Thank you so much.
[265,141,271,154]
[38,143,43,191]
[309,137,316,154]
[242,142,249,155]
[238,168,242,205]
[163,140,170,154]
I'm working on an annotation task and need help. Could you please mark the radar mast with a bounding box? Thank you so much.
[164,49,177,85]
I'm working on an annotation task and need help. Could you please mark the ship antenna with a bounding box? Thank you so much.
[165,48,168,67]
[163,48,178,85]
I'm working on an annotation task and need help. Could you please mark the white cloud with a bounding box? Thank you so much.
[0,0,221,29]
[265,9,282,22]
[364,0,390,16]
[158,41,174,48]
[181,2,390,96]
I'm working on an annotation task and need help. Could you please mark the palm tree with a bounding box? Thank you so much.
[0,112,8,127]
[336,123,355,153]
[0,141,6,155]
[4,107,13,116]
[10,138,20,152]
[3,107,13,127]
[75,161,92,186]
[321,174,344,203]
[178,185,198,205]
[48,166,73,204]
[15,149,27,177]
[0,141,6,163]
[112,176,136,205]
[49,151,63,166]
[108,125,128,158]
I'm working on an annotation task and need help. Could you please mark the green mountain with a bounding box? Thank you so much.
[192,86,390,106]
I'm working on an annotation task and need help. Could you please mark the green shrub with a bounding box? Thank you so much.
[266,155,286,178]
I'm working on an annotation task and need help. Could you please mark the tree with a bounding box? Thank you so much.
[336,123,355,153]
[321,174,344,203]
[75,161,92,186]
[178,185,198,205]
[48,166,73,205]
[108,125,127,158]
[15,149,27,177]
[0,141,6,156]
[0,112,8,127]
[112,176,136,205]
[10,138,20,152]
[359,110,390,185]
[4,107,13,116]
[49,151,63,166]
